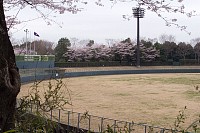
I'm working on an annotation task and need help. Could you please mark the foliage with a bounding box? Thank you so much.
[112,41,135,63]
[140,43,160,62]
[13,79,71,133]
[87,40,95,47]
[177,43,194,61]
[171,106,200,133]
[64,39,161,63]
[161,41,178,61]
[194,43,200,63]
[54,35,200,64]
[159,34,176,44]
[55,37,71,62]
[65,44,112,62]
[141,40,153,48]
[15,40,54,55]
[60,37,200,64]
[173,106,187,132]
[32,40,54,55]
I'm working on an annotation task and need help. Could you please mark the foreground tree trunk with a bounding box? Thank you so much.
[0,0,21,132]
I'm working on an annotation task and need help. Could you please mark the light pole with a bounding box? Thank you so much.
[24,29,29,55]
[133,6,145,67]
[29,31,32,54]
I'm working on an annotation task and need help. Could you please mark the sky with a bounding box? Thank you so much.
[7,0,200,45]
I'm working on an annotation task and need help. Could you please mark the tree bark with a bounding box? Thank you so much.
[0,0,21,132]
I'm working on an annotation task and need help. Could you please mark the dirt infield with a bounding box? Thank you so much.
[19,73,200,128]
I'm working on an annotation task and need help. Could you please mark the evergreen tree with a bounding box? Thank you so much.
[54,38,71,62]
[194,42,200,64]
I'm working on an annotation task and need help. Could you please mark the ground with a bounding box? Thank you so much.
[19,71,200,129]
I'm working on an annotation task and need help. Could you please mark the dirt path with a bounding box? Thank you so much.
[63,66,200,72]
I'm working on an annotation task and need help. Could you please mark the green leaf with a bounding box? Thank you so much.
[3,129,17,133]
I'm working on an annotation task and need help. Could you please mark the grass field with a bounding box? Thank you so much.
[19,73,200,129]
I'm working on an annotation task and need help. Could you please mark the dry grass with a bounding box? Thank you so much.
[19,73,200,128]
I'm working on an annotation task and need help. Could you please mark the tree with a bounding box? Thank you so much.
[14,41,31,55]
[86,40,95,47]
[140,43,160,62]
[141,40,153,48]
[159,34,176,44]
[84,46,97,62]
[177,42,194,62]
[194,43,200,64]
[121,38,131,44]
[111,40,135,63]
[32,40,54,55]
[54,37,71,62]
[190,37,200,47]
[185,44,195,59]
[65,44,112,62]
[105,38,119,47]
[14,40,54,55]
[154,42,162,50]
[0,1,20,131]
[97,45,112,61]
[161,41,177,61]
[70,37,79,49]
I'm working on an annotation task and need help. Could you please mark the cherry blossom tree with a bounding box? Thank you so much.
[85,44,112,62]
[111,41,135,63]
[96,45,112,61]
[66,44,112,62]
[140,40,160,62]
[64,47,75,62]
[65,47,90,62]
[140,43,160,62]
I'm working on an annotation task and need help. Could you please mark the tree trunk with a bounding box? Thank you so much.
[0,0,21,132]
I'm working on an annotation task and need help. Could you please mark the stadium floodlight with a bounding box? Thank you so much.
[132,7,145,67]
[24,29,29,55]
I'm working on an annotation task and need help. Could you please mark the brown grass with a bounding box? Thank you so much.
[19,73,200,128]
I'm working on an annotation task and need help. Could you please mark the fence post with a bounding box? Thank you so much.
[160,128,165,133]
[56,109,61,132]
[129,122,131,133]
[88,115,91,132]
[101,117,104,133]
[114,120,117,133]
[58,109,61,123]
[77,113,80,132]
[67,111,70,133]
[30,103,32,113]
[144,125,147,133]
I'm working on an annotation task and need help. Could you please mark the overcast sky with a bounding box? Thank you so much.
[8,0,200,45]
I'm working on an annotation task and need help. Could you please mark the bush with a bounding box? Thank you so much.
[14,78,71,133]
